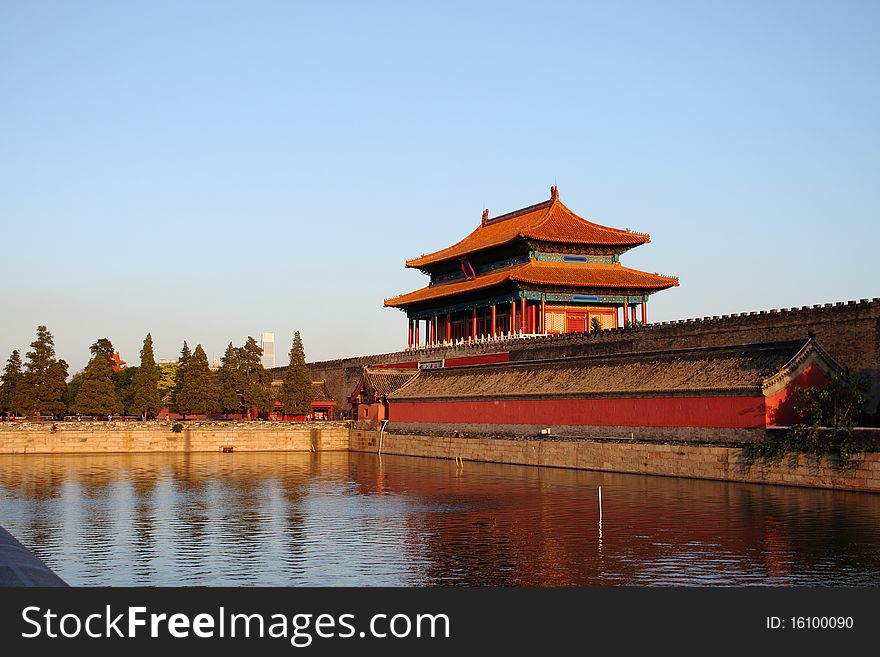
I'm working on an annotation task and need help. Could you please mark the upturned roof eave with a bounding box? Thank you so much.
[405,234,650,271]
[384,264,679,309]
[405,236,519,270]
[405,192,651,269]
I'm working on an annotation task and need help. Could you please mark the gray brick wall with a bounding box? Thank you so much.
[299,299,880,417]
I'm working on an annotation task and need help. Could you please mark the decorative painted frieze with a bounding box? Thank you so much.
[531,251,618,264]
[519,291,649,304]
[407,292,520,319]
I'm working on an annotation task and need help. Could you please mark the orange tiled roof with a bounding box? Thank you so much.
[384,261,679,308]
[406,187,650,269]
[516,261,678,289]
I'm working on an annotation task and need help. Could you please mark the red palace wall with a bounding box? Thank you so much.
[390,395,768,429]
[443,353,510,367]
[374,354,510,368]
[764,364,829,427]
[362,403,387,421]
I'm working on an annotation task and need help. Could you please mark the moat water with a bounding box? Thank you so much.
[1,451,879,586]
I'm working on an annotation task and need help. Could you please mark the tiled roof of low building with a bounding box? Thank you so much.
[312,381,335,403]
[406,186,650,269]
[384,261,678,308]
[388,340,835,400]
[360,367,420,401]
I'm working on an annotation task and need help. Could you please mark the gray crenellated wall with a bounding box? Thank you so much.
[299,299,880,417]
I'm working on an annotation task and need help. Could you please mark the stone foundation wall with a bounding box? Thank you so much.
[0,421,349,454]
[387,423,765,443]
[350,429,880,493]
[5,422,879,492]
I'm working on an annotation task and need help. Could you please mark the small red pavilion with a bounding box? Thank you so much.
[384,186,678,348]
[349,367,420,423]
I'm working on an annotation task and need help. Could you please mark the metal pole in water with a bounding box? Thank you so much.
[378,420,388,455]
[597,485,604,559]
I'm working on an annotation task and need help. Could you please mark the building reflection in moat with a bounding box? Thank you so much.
[1,451,879,586]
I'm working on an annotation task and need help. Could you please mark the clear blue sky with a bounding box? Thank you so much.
[2,1,878,373]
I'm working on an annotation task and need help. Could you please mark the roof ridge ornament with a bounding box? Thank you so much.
[481,208,489,226]
[550,185,558,201]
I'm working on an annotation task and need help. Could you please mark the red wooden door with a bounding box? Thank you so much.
[566,313,586,333]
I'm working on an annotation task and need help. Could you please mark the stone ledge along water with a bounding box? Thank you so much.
[0,421,350,454]
[1,422,878,492]
[351,430,880,493]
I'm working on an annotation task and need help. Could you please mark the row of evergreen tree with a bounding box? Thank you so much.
[0,326,314,419]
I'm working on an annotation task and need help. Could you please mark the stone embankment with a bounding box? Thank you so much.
[350,429,880,493]
[0,420,349,454]
[3,422,879,493]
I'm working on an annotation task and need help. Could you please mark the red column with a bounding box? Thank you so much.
[471,308,478,339]
[446,313,451,343]
[429,316,435,346]
[631,305,637,326]
[641,301,647,325]
[415,320,420,347]
[520,298,526,334]
[407,320,413,349]
[491,305,497,337]
[510,301,516,336]
[540,297,546,333]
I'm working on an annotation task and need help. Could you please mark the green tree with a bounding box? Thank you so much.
[793,367,868,436]
[239,336,271,418]
[90,338,115,360]
[71,343,123,416]
[169,341,191,414]
[216,338,271,419]
[0,350,28,417]
[24,325,68,418]
[157,362,178,399]
[216,342,242,417]
[747,367,870,469]
[590,317,602,333]
[129,333,162,419]
[64,370,85,412]
[115,366,137,414]
[279,331,313,417]
[172,344,215,418]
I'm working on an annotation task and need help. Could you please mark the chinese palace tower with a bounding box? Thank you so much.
[385,186,679,348]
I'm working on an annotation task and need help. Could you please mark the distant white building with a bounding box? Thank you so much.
[260,332,276,369]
